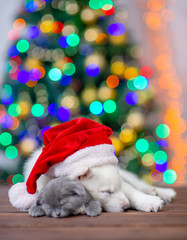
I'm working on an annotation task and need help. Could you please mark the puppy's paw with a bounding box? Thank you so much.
[142,187,157,196]
[85,201,102,217]
[134,195,164,212]
[155,187,176,203]
[29,205,45,217]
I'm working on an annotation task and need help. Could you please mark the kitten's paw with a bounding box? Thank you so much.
[29,205,45,217]
[134,195,164,212]
[155,187,176,203]
[85,201,102,217]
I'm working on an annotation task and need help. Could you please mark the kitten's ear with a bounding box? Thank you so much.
[77,168,93,181]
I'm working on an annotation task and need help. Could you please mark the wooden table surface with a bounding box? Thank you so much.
[0,185,187,240]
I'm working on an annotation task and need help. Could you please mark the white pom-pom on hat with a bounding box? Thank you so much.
[8,182,38,211]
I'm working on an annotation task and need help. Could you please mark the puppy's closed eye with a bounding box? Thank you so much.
[101,190,114,195]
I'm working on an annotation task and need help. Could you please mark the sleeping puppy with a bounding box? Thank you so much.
[29,176,101,218]
[24,148,176,213]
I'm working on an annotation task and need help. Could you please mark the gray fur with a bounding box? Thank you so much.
[29,177,101,218]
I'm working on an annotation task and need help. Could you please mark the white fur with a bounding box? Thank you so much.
[20,147,176,213]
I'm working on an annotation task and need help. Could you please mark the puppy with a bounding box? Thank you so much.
[24,147,176,213]
[29,177,101,218]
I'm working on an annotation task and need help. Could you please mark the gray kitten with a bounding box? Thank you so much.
[29,177,101,218]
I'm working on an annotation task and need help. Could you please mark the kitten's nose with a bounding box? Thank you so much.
[57,213,61,217]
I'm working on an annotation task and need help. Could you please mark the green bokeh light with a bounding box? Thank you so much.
[133,76,148,90]
[163,169,177,184]
[90,101,103,115]
[104,100,116,113]
[135,139,149,153]
[67,34,80,47]
[31,104,44,117]
[48,68,62,81]
[149,142,160,153]
[156,124,170,138]
[5,146,18,159]
[62,63,76,76]
[154,150,167,164]
[89,0,101,9]
[0,132,12,146]
[127,79,137,91]
[101,0,113,7]
[12,174,25,184]
[8,103,21,117]
[16,39,30,53]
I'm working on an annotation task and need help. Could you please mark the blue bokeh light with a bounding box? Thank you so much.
[17,71,30,84]
[57,107,71,121]
[59,36,69,48]
[155,161,168,173]
[27,26,40,39]
[7,46,19,58]
[86,64,100,77]
[108,23,125,36]
[59,75,72,86]
[125,92,139,105]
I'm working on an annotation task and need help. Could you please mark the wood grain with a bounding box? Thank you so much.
[0,185,187,240]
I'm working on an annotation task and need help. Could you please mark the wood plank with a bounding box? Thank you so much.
[0,185,187,240]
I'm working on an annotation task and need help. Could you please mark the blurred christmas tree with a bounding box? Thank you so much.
[0,0,167,185]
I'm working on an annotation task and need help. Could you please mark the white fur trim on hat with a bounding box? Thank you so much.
[8,182,38,211]
[46,144,118,178]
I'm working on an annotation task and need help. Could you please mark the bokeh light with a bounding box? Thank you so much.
[157,140,168,148]
[0,132,12,146]
[25,1,38,12]
[86,64,100,77]
[133,76,149,90]
[155,161,168,173]
[90,101,103,115]
[108,23,125,36]
[48,103,58,116]
[59,36,69,48]
[16,39,30,53]
[156,124,170,138]
[8,104,21,117]
[163,169,177,184]
[12,174,24,184]
[67,33,80,47]
[103,100,116,113]
[7,46,19,58]
[13,18,26,31]
[27,26,40,38]
[135,139,149,153]
[62,63,76,76]
[48,68,62,81]
[106,75,119,88]
[57,107,71,121]
[31,104,44,117]
[52,21,64,33]
[5,146,18,159]
[140,65,153,78]
[126,92,139,105]
[154,150,167,164]
[17,70,30,84]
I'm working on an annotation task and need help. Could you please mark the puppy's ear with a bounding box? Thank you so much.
[77,168,93,181]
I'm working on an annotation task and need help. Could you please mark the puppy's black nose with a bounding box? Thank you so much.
[57,213,61,217]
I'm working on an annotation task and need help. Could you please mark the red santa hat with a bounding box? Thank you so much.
[8,117,118,211]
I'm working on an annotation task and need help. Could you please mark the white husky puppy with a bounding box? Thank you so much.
[23,147,176,213]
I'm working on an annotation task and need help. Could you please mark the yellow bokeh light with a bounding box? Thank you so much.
[119,128,136,144]
[40,20,53,33]
[124,67,139,80]
[111,61,126,77]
